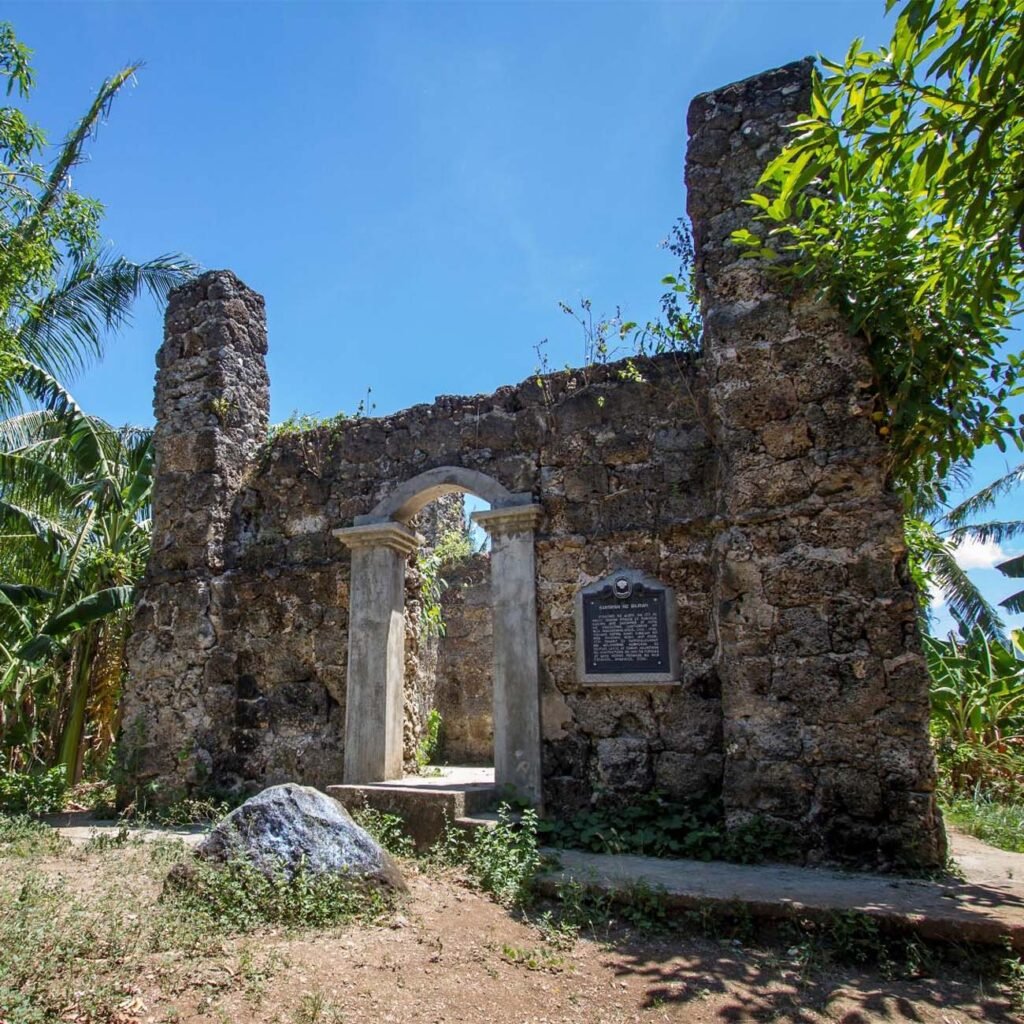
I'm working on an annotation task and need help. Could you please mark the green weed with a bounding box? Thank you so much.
[83,824,135,852]
[162,857,395,932]
[539,791,797,864]
[351,804,415,858]
[415,708,444,770]
[500,943,565,972]
[121,794,231,827]
[1003,953,1024,1013]
[430,804,541,907]
[292,988,346,1023]
[0,766,66,814]
[0,813,68,857]
[943,794,1024,853]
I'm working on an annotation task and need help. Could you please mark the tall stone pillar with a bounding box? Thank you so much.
[119,271,269,804]
[687,62,944,867]
[334,523,421,783]
[472,505,544,807]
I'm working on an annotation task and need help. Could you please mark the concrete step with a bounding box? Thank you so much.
[328,779,500,849]
[454,809,523,835]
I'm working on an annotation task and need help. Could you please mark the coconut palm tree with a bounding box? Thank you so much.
[0,26,196,783]
[1,27,197,397]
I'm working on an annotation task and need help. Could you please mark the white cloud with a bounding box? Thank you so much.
[952,536,1007,571]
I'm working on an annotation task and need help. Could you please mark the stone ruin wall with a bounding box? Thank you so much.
[119,59,945,869]
[402,492,466,765]
[434,554,493,765]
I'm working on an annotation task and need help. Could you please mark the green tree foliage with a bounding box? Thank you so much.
[924,624,1024,799]
[734,0,1024,503]
[0,367,153,781]
[0,23,196,782]
[0,22,195,399]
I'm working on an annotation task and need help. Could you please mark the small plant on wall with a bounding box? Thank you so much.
[415,709,443,770]
[417,548,447,638]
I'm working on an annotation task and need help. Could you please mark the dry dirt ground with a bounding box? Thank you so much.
[1,832,1020,1024]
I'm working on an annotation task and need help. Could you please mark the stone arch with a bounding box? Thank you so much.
[335,468,544,806]
[361,466,529,524]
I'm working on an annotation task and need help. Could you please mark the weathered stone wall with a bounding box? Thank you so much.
[404,492,467,764]
[122,343,718,806]
[435,554,494,765]
[120,272,270,798]
[687,59,943,866]
[119,59,944,869]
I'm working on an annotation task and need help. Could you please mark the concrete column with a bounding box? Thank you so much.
[334,522,421,783]
[471,504,544,808]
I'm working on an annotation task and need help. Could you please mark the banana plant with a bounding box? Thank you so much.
[925,626,1024,748]
[924,623,1024,796]
[0,363,152,779]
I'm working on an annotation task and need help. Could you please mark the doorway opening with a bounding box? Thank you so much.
[408,492,493,780]
[333,466,544,805]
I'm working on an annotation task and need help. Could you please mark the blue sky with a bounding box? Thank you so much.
[6,0,1022,635]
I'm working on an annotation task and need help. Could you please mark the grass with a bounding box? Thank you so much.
[3,809,1024,1022]
[0,813,393,1023]
[943,795,1024,854]
[0,813,69,857]
[164,857,396,931]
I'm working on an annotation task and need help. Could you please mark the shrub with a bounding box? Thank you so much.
[538,791,797,864]
[0,766,66,814]
[464,806,541,906]
[431,804,541,907]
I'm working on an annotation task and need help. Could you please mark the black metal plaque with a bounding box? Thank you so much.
[582,580,670,675]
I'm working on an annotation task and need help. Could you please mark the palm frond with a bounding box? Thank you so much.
[925,542,1007,645]
[0,451,76,511]
[10,361,114,484]
[947,521,1024,546]
[11,64,141,248]
[945,461,1024,529]
[0,498,76,554]
[997,553,1024,616]
[11,252,198,386]
[0,410,60,451]
[998,553,1024,579]
[120,432,152,512]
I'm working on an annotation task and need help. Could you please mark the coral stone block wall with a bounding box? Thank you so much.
[434,554,494,765]
[119,60,945,869]
[687,60,943,866]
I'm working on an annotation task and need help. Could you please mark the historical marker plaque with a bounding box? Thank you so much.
[575,569,679,685]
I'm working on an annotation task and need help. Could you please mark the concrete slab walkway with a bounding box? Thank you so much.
[42,810,206,846]
[537,829,1024,950]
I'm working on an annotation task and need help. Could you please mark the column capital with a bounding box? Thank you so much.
[333,521,422,556]
[471,503,543,537]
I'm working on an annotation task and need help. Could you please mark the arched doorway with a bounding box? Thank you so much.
[333,467,544,806]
